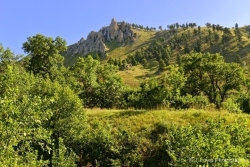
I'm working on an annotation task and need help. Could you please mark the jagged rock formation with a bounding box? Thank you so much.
[65,18,134,57]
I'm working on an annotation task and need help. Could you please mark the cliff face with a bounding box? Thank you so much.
[65,18,134,57]
[101,18,134,42]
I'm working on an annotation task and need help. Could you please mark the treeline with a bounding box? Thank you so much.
[1,33,250,166]
[82,51,247,110]
[107,39,171,72]
[3,34,249,111]
[109,22,247,71]
[131,23,156,31]
[131,22,198,31]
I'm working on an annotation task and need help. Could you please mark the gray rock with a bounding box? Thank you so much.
[65,18,134,57]
[117,30,123,42]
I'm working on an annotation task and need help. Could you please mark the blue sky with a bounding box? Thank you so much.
[1,0,250,55]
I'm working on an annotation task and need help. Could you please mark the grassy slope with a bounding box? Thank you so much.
[106,29,159,87]
[105,29,156,60]
[63,26,250,87]
[156,27,250,62]
[64,51,100,67]
[116,27,250,87]
[117,61,160,87]
[86,109,250,133]
[117,65,153,87]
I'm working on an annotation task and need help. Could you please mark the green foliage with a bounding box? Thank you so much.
[22,34,67,78]
[198,26,201,34]
[222,33,232,44]
[222,98,242,113]
[184,43,192,54]
[158,58,167,71]
[110,39,171,71]
[194,39,202,52]
[236,79,250,114]
[0,44,15,66]
[71,56,125,109]
[153,120,250,166]
[182,53,245,108]
[0,64,51,166]
[97,64,126,109]
[70,121,145,167]
[162,65,186,107]
[81,110,250,167]
[2,24,250,166]
[30,78,85,134]
[126,78,167,109]
[0,45,84,166]
[214,32,220,42]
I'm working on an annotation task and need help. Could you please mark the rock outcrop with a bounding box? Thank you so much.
[65,18,134,57]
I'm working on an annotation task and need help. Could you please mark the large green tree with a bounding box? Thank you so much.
[162,65,188,108]
[71,56,125,109]
[135,78,166,109]
[22,34,67,78]
[182,53,244,108]
[97,63,125,108]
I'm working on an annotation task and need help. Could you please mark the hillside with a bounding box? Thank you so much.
[63,20,250,87]
[107,26,250,62]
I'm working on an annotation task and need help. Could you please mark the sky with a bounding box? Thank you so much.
[1,0,250,55]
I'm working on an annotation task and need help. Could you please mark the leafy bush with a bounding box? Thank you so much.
[67,117,250,167]
[71,122,144,167]
[222,98,242,113]
[150,120,250,167]
[237,94,250,114]
[0,62,84,166]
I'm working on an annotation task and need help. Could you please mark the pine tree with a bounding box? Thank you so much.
[205,22,211,28]
[235,23,239,29]
[121,59,127,70]
[176,54,181,66]
[131,56,137,66]
[158,58,167,71]
[235,54,242,64]
[118,58,122,67]
[214,33,220,42]
[176,22,179,29]
[193,29,198,36]
[141,58,148,67]
[194,39,202,52]
[212,24,216,31]
[114,59,118,66]
[184,43,191,54]
[198,26,201,35]
[107,58,114,65]
[164,58,170,66]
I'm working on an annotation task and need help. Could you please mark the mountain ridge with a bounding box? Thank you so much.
[64,18,135,62]
[63,19,250,88]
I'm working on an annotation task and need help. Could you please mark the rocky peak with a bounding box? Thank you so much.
[65,18,134,57]
[78,37,85,43]
[110,18,119,31]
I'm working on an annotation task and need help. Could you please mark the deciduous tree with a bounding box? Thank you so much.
[22,34,67,78]
[182,53,244,108]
